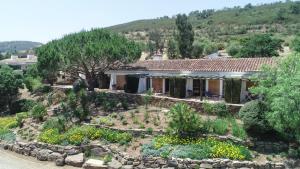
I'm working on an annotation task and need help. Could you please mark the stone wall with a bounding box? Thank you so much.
[1,141,299,169]
[104,91,243,113]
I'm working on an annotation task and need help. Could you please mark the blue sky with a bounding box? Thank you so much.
[0,0,279,43]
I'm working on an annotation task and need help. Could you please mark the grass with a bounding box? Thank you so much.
[211,118,229,135]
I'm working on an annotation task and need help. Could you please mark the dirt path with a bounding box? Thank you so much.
[0,149,79,169]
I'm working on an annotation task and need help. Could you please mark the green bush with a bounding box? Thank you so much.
[0,116,18,129]
[146,127,154,135]
[170,144,211,159]
[203,101,214,114]
[231,119,247,140]
[38,129,62,145]
[168,103,203,137]
[239,100,271,135]
[39,125,132,145]
[211,118,228,135]
[24,76,43,92]
[103,100,117,112]
[31,104,47,121]
[121,100,129,110]
[16,112,29,127]
[97,117,114,126]
[203,102,230,117]
[94,92,108,106]
[0,129,16,143]
[10,99,37,114]
[143,135,252,160]
[213,102,230,117]
[43,116,66,133]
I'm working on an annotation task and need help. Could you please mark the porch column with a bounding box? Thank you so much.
[109,73,117,90]
[205,79,209,93]
[240,80,247,102]
[138,77,146,93]
[162,78,166,94]
[186,78,193,97]
[219,79,223,98]
[150,77,153,92]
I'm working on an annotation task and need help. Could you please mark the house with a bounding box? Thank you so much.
[106,57,276,104]
[0,54,37,70]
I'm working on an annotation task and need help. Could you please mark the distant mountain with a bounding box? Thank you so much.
[107,1,300,45]
[0,41,42,53]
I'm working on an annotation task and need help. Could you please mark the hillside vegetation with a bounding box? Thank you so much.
[107,1,300,45]
[0,41,42,53]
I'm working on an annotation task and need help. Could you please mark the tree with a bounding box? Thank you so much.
[192,41,204,58]
[290,1,300,14]
[175,14,194,58]
[36,40,62,85]
[149,30,163,54]
[0,66,23,113]
[275,8,286,21]
[37,29,141,90]
[167,38,179,59]
[238,34,283,58]
[291,35,300,52]
[244,3,253,10]
[251,53,300,142]
[226,41,242,57]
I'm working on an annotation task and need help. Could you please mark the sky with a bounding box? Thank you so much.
[0,0,280,43]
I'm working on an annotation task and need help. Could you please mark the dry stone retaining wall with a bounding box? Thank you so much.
[1,141,298,169]
[103,91,243,113]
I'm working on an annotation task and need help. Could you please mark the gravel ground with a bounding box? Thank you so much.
[0,149,79,169]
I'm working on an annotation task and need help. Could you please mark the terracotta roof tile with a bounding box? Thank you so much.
[117,58,277,72]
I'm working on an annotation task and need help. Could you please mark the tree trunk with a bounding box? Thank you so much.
[86,74,97,91]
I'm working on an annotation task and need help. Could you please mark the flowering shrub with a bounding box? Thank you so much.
[38,125,132,145]
[38,129,62,145]
[144,135,251,160]
[0,116,18,129]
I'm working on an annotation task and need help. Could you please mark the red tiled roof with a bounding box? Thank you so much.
[117,58,277,72]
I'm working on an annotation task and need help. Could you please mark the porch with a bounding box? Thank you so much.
[109,74,255,104]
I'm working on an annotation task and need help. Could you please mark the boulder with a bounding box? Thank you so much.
[36,149,52,161]
[90,147,107,156]
[55,158,65,166]
[48,152,63,161]
[65,153,85,167]
[83,159,108,169]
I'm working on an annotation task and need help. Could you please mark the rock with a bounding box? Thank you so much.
[90,147,107,156]
[168,160,178,167]
[48,152,63,161]
[65,153,85,167]
[200,163,212,168]
[55,158,65,166]
[122,165,133,169]
[36,149,52,161]
[64,147,80,155]
[83,159,108,169]
[108,159,122,169]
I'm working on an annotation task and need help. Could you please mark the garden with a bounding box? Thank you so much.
[0,83,293,165]
[1,52,300,168]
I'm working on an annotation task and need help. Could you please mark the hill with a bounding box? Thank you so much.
[0,41,42,53]
[107,1,300,45]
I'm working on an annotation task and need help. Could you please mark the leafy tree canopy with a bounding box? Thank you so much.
[237,34,283,58]
[0,66,23,113]
[36,29,141,90]
[291,35,300,52]
[251,53,300,142]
